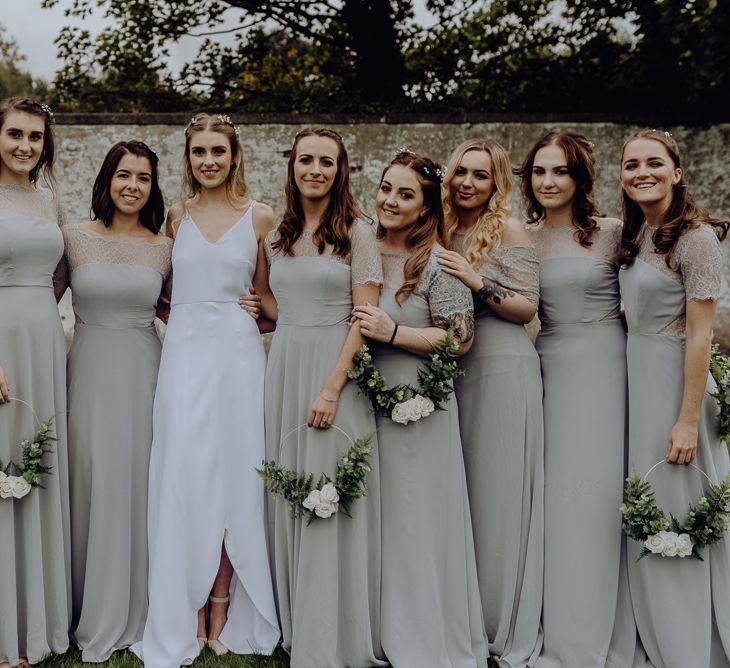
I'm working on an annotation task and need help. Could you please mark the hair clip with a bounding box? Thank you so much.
[40,103,54,122]
[394,147,415,158]
[664,130,673,139]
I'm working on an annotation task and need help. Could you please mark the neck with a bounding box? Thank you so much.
[640,198,671,228]
[0,166,33,187]
[109,211,145,235]
[382,225,413,253]
[196,183,236,207]
[543,205,573,229]
[456,206,481,232]
[301,195,330,230]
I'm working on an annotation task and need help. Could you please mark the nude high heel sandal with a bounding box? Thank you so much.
[207,595,230,656]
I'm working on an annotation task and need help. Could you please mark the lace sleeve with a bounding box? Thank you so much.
[677,225,723,301]
[486,245,540,306]
[264,229,279,268]
[350,219,383,287]
[423,258,475,342]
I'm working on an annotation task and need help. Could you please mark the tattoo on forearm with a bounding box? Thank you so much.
[434,313,475,344]
[477,276,515,305]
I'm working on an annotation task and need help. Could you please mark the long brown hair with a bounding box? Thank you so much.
[273,127,360,257]
[376,151,444,304]
[516,131,600,247]
[0,96,56,189]
[442,138,513,267]
[617,128,729,267]
[181,113,247,202]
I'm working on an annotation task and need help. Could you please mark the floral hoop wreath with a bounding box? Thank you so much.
[257,423,374,524]
[621,459,730,560]
[346,327,462,424]
[0,398,56,500]
[710,344,730,448]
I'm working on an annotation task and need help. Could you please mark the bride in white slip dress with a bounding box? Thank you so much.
[132,114,279,668]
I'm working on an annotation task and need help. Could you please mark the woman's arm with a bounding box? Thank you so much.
[240,203,278,323]
[307,283,379,429]
[0,366,10,402]
[666,299,716,465]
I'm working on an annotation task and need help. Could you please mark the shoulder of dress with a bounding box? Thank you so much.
[596,216,623,232]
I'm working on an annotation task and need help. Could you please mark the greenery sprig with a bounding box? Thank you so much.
[710,344,730,450]
[621,466,730,560]
[346,327,462,423]
[257,432,374,524]
[0,415,56,500]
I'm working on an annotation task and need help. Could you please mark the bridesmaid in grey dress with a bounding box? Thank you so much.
[263,128,385,668]
[619,129,730,668]
[0,98,70,667]
[437,139,544,668]
[353,151,487,668]
[62,141,171,662]
[519,132,641,668]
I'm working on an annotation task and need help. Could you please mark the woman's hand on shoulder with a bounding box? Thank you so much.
[437,248,482,292]
[0,366,10,403]
[252,202,277,242]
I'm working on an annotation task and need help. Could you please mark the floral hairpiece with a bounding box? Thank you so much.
[650,128,673,139]
[394,146,415,158]
[40,104,54,122]
[423,164,444,182]
[186,114,239,136]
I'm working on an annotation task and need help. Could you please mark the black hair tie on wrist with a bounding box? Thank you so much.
[388,323,399,345]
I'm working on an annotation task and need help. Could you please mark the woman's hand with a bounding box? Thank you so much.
[437,250,482,292]
[666,420,698,465]
[0,366,10,403]
[238,287,262,320]
[308,389,339,429]
[352,304,397,343]
[155,295,171,324]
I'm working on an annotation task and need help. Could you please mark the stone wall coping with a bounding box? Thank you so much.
[51,112,727,126]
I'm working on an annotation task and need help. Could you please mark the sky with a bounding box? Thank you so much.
[1,0,438,81]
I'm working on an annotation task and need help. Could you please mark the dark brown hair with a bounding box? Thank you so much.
[516,131,600,247]
[376,151,445,304]
[0,96,55,188]
[617,128,729,267]
[91,141,165,233]
[273,127,360,257]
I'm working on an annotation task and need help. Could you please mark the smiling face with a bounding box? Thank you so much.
[620,137,681,210]
[376,164,427,234]
[450,149,495,213]
[293,135,339,202]
[188,130,234,191]
[531,143,577,213]
[109,152,152,217]
[0,110,45,184]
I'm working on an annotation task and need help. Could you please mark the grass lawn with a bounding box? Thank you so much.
[38,646,502,667]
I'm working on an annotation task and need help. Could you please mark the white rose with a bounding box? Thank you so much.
[302,489,321,512]
[413,395,435,418]
[661,531,679,557]
[675,533,694,558]
[315,501,337,519]
[320,482,339,504]
[391,402,411,424]
[644,533,666,554]
[11,476,31,499]
[0,477,13,499]
[0,470,6,483]
[403,398,424,422]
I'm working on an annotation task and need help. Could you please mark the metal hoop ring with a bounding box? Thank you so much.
[277,422,355,461]
[642,459,714,486]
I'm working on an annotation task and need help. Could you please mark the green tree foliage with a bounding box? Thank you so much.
[0,24,48,100]
[42,0,728,115]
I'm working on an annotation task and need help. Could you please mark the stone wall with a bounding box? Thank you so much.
[51,117,730,349]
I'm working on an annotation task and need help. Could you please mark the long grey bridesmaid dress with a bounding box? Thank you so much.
[264,220,386,668]
[451,234,544,668]
[620,223,730,668]
[530,219,641,668]
[375,250,488,668]
[0,184,70,665]
[63,224,172,662]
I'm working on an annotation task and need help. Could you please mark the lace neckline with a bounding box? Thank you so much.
[75,225,168,246]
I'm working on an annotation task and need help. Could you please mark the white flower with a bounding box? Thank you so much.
[644,533,667,554]
[660,531,679,557]
[0,476,13,499]
[0,470,6,483]
[11,476,31,499]
[412,395,435,418]
[675,533,694,558]
[314,500,337,518]
[392,398,424,424]
[319,482,339,504]
[302,489,321,512]
[391,401,412,424]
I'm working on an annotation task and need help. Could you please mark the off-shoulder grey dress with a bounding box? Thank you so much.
[63,225,172,662]
[375,250,488,668]
[530,220,641,668]
[0,184,70,665]
[620,224,730,668]
[264,220,386,668]
[451,235,544,668]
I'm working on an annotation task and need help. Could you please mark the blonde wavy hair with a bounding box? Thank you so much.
[181,113,247,203]
[443,139,513,268]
